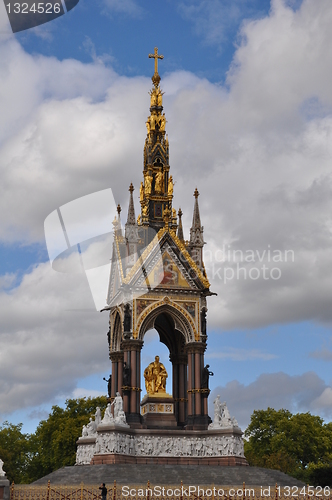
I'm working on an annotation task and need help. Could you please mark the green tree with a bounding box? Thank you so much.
[0,422,29,483]
[244,408,332,484]
[25,396,107,483]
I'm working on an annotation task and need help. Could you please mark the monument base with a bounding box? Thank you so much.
[140,394,177,428]
[76,426,247,467]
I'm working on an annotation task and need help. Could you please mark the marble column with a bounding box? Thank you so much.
[185,342,208,429]
[121,339,143,427]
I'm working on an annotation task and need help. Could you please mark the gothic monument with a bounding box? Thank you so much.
[76,48,246,466]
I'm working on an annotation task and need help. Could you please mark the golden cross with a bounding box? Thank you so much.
[149,47,164,75]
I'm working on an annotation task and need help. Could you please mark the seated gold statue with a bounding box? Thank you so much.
[144,355,168,394]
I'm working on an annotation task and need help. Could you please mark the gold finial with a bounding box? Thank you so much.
[129,183,134,193]
[117,204,121,215]
[178,208,183,218]
[149,47,164,87]
[194,188,199,199]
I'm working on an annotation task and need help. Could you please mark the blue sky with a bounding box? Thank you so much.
[1,0,332,434]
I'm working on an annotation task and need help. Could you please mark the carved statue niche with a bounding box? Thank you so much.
[201,308,207,337]
[123,304,131,333]
[201,364,214,389]
[155,171,164,193]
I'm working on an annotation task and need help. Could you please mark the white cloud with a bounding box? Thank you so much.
[210,372,332,429]
[207,348,277,361]
[102,0,143,18]
[1,0,332,420]
[0,261,110,415]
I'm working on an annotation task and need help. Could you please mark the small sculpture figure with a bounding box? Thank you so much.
[208,397,239,429]
[123,362,131,387]
[144,355,168,394]
[160,113,166,131]
[201,364,214,389]
[168,175,174,196]
[112,392,129,426]
[81,424,88,437]
[86,417,97,436]
[146,117,151,134]
[140,182,144,202]
[0,458,6,477]
[103,374,112,398]
[155,171,163,193]
[150,89,157,107]
[157,87,163,106]
[95,407,102,426]
[107,329,110,346]
[123,304,131,333]
[137,214,141,225]
[142,205,148,216]
[101,403,114,424]
[144,172,153,195]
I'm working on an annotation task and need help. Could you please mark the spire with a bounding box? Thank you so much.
[125,183,138,273]
[126,183,136,225]
[141,47,175,234]
[191,188,202,231]
[177,208,184,242]
[189,188,204,269]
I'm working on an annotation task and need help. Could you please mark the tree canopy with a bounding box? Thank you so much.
[244,407,332,485]
[0,396,107,483]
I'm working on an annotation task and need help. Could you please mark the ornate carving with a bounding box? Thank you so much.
[76,430,245,463]
[209,396,239,429]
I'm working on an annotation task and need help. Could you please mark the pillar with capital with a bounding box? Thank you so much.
[121,339,143,427]
[185,342,209,430]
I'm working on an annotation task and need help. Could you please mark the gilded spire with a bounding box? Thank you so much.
[149,47,164,88]
[141,48,174,233]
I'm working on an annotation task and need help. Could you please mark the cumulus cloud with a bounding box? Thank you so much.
[210,372,332,429]
[2,0,332,419]
[0,261,109,415]
[207,348,277,361]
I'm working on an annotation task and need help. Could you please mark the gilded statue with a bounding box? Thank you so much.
[155,171,163,193]
[144,172,153,195]
[168,175,173,196]
[137,214,141,225]
[144,355,168,394]
[140,182,144,202]
[142,205,148,216]
[160,113,166,131]
[157,88,163,106]
[150,89,157,107]
[146,117,151,134]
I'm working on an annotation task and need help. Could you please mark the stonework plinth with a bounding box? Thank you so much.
[141,394,177,428]
[0,478,10,500]
[76,425,247,466]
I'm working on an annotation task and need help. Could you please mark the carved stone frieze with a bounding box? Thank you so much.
[76,430,244,464]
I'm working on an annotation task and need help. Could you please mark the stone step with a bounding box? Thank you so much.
[32,465,305,487]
